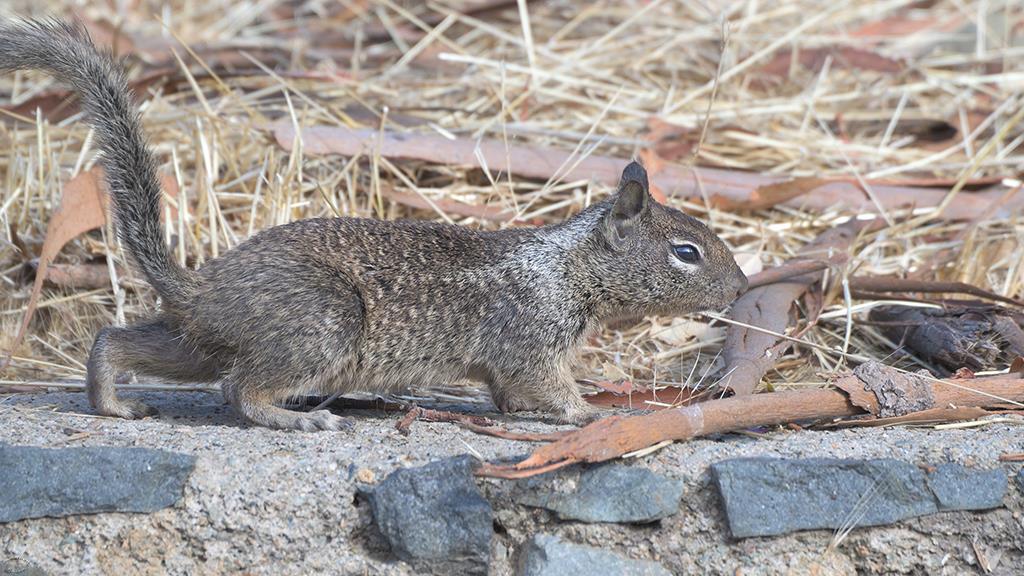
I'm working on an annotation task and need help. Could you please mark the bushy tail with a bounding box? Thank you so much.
[0,19,195,308]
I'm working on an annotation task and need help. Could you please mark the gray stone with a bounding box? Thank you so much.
[0,561,49,576]
[926,464,1006,510]
[712,458,937,538]
[1016,469,1024,492]
[515,464,682,523]
[517,534,671,576]
[370,455,492,574]
[712,458,1014,539]
[0,444,195,523]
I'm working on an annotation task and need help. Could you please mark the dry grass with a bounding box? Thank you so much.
[1,0,1022,400]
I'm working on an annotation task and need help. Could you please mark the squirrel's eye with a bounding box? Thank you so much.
[673,243,701,264]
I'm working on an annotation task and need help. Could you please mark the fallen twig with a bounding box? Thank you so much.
[822,406,996,428]
[849,277,1024,308]
[583,384,705,410]
[458,421,571,442]
[475,363,1024,478]
[395,406,497,435]
[395,406,423,434]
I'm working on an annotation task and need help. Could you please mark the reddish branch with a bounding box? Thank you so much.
[458,422,571,442]
[848,277,1024,308]
[395,406,497,435]
[476,366,1024,479]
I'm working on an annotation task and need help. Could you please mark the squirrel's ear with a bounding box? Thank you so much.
[604,161,650,246]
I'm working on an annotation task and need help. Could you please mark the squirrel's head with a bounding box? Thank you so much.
[584,161,748,316]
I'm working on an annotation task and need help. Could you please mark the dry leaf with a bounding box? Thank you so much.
[589,379,637,395]
[380,187,512,222]
[652,317,719,347]
[4,169,108,369]
[3,169,181,369]
[850,13,965,43]
[735,253,764,277]
[1010,357,1024,373]
[600,361,630,382]
[756,46,904,80]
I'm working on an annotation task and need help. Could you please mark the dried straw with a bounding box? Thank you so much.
[1,0,1021,402]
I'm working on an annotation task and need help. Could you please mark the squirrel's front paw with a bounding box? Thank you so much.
[558,403,602,426]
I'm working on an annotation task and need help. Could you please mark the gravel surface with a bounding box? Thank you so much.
[0,390,1022,575]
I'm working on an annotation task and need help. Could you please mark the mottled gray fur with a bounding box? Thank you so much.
[0,19,748,430]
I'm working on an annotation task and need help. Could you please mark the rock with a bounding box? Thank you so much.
[0,560,49,576]
[515,464,682,523]
[1016,469,1024,492]
[712,458,1012,539]
[926,464,1006,510]
[517,534,671,576]
[370,455,492,574]
[712,458,937,538]
[0,444,195,523]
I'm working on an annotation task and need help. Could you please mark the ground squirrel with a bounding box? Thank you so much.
[0,19,748,431]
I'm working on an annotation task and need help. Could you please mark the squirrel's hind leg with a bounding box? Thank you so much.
[86,319,220,419]
[222,379,352,432]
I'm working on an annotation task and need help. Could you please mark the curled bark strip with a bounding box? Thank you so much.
[720,222,866,396]
[843,363,935,417]
[826,406,1001,428]
[30,263,124,290]
[475,364,1024,479]
[272,123,1024,220]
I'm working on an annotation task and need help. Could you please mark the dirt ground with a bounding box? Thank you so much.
[0,390,1021,576]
